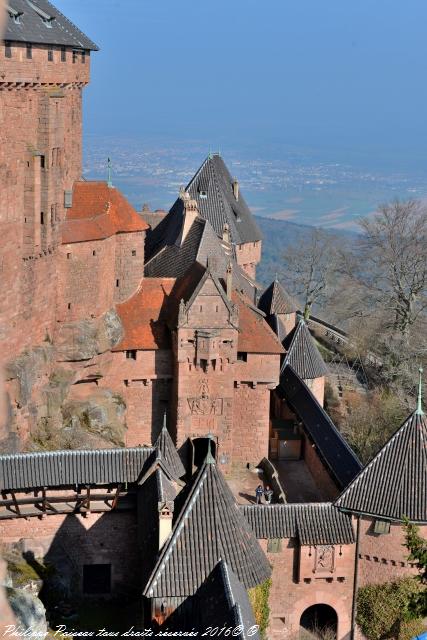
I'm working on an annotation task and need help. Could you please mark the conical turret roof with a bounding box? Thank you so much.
[335,411,427,522]
[258,279,298,316]
[154,420,186,481]
[143,459,271,598]
[282,318,328,379]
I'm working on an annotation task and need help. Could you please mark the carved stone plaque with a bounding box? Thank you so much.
[315,545,334,572]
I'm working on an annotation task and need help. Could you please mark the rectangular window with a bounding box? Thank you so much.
[26,43,32,59]
[81,50,86,64]
[67,253,71,259]
[374,520,390,535]
[40,155,45,169]
[83,564,111,595]
[267,539,282,553]
[72,50,78,64]
[131,250,136,256]
[64,190,73,208]
[237,352,247,362]
[40,211,44,225]
[61,46,66,62]
[48,47,53,62]
[67,302,71,310]
[126,350,137,360]
[116,279,119,287]
[92,250,96,256]
[5,41,11,58]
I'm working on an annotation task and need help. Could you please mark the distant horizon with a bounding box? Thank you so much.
[52,0,427,229]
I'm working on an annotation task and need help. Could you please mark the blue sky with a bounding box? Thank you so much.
[56,0,427,166]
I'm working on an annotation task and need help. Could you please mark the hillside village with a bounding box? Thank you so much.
[0,2,426,639]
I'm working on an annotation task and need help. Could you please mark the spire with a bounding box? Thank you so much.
[107,157,113,188]
[416,366,424,415]
[162,409,167,430]
[205,437,216,464]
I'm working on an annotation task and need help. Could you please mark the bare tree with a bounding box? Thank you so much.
[358,200,427,340]
[282,228,338,320]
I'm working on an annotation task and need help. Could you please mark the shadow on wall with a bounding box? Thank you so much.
[13,511,144,631]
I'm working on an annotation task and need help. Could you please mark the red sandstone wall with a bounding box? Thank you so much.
[235,240,261,280]
[263,538,354,640]
[305,376,325,407]
[277,312,296,338]
[232,382,271,467]
[0,510,141,595]
[301,431,340,500]
[101,349,173,446]
[0,43,89,365]
[357,517,427,587]
[114,232,145,303]
[58,238,115,321]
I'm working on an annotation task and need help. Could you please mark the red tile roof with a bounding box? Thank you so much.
[62,181,148,244]
[233,292,285,354]
[114,278,176,351]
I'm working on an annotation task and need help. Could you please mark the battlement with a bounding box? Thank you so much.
[0,41,91,86]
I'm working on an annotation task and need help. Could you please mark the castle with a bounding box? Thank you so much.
[0,3,426,639]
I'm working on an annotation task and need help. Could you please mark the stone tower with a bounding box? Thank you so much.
[0,1,98,361]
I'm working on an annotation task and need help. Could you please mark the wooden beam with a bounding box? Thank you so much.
[10,491,21,516]
[111,484,123,510]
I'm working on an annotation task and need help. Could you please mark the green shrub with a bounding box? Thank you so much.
[248,578,271,639]
[357,577,424,640]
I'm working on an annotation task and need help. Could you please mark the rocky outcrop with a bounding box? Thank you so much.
[1,309,125,453]
[5,344,53,408]
[56,310,123,361]
[2,548,48,635]
[6,587,47,634]
[60,389,127,448]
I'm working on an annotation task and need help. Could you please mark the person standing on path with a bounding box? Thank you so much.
[255,484,264,504]
[264,485,273,504]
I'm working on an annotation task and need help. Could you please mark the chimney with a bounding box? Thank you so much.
[222,222,231,244]
[158,503,173,550]
[232,178,239,201]
[177,191,199,246]
[226,261,233,299]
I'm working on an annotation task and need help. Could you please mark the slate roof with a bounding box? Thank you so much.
[145,214,258,302]
[146,154,261,261]
[154,422,186,480]
[159,560,259,640]
[113,278,176,351]
[143,458,271,599]
[279,366,362,489]
[335,410,427,522]
[0,447,153,492]
[155,468,177,505]
[197,561,260,640]
[3,0,98,49]
[281,318,328,379]
[258,279,298,316]
[62,182,148,244]
[240,503,354,545]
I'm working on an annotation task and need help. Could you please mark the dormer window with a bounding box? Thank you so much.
[7,7,23,24]
[27,0,55,27]
[199,190,207,199]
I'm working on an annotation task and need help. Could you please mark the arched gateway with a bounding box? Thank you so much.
[300,603,338,639]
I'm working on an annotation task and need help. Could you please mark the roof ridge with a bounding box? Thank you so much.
[144,464,209,596]
[334,411,427,520]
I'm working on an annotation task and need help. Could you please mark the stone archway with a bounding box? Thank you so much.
[300,603,337,639]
